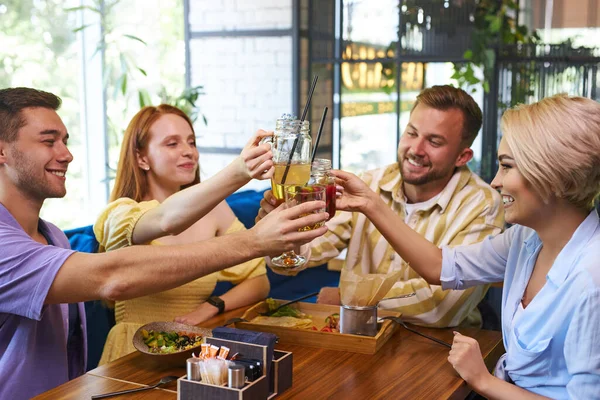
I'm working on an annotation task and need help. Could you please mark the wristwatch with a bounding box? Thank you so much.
[207,296,225,314]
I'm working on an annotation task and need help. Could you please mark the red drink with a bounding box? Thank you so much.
[310,158,336,221]
[325,183,336,220]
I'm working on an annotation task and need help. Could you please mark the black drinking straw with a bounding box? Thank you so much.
[310,106,328,164]
[281,75,318,184]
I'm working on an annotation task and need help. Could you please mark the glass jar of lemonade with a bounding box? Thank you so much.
[270,114,312,202]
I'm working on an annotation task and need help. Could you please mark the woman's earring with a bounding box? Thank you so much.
[144,166,150,171]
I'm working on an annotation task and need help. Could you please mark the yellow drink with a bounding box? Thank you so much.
[296,214,325,231]
[271,163,311,201]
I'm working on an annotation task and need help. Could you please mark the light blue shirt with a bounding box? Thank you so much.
[441,210,600,399]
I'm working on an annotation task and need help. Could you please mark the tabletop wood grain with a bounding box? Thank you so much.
[38,306,504,399]
[32,373,177,399]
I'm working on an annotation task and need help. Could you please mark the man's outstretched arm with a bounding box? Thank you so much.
[45,201,328,304]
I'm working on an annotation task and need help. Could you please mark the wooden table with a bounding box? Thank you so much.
[33,374,177,399]
[35,307,504,399]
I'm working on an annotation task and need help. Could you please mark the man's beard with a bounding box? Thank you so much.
[398,155,456,186]
[11,147,66,200]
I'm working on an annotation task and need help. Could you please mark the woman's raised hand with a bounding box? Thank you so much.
[330,169,376,213]
[236,129,275,181]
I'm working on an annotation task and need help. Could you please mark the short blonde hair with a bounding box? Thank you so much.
[501,94,600,210]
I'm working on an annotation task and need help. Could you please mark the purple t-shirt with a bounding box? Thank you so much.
[0,204,87,399]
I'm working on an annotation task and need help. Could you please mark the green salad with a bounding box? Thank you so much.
[141,329,203,354]
[265,298,310,318]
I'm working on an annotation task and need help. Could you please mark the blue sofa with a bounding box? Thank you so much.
[64,189,340,370]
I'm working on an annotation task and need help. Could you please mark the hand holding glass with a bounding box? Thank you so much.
[270,185,327,271]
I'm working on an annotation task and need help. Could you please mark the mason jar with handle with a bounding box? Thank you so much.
[269,114,312,203]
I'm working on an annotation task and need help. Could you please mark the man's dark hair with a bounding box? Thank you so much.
[412,85,482,147]
[0,87,62,142]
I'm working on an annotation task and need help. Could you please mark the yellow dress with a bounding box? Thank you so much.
[93,198,267,365]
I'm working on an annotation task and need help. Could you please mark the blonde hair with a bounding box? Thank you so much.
[110,104,200,202]
[501,94,600,210]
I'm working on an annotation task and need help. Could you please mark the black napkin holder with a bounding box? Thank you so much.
[177,337,292,400]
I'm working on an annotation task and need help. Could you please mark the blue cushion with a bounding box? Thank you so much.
[225,189,267,229]
[213,266,340,302]
[212,281,234,296]
[64,225,99,253]
[213,189,266,296]
[267,265,339,302]
[83,301,115,370]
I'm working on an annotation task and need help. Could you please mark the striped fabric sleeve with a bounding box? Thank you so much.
[379,190,505,327]
[304,210,355,268]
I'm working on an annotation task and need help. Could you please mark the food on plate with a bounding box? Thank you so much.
[248,299,342,333]
[250,315,314,329]
[263,298,310,318]
[320,313,340,332]
[141,329,203,354]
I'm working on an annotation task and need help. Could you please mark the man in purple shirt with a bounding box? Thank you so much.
[0,87,328,399]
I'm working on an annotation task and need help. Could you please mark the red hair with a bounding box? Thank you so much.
[110,104,200,202]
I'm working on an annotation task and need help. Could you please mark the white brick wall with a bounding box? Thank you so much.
[188,0,293,185]
[190,0,292,31]
[190,36,292,143]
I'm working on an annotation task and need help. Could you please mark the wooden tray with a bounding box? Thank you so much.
[236,301,401,354]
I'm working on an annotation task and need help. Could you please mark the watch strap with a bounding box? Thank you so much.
[207,296,225,314]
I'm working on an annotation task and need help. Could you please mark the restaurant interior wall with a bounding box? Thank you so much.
[293,0,600,181]
[4,1,600,227]
[0,0,99,229]
[186,0,295,189]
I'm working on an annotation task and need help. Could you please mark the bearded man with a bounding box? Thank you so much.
[257,85,504,328]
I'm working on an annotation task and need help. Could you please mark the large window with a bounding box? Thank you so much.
[300,0,481,175]
[1,0,186,229]
[1,0,86,228]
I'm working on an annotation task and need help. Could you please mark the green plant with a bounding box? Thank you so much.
[379,0,479,95]
[67,1,146,96]
[66,0,205,123]
[157,85,207,125]
[451,0,539,95]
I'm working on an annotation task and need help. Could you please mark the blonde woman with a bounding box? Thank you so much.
[95,104,272,364]
[332,94,600,398]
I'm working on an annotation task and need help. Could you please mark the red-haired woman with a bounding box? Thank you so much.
[95,105,272,364]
